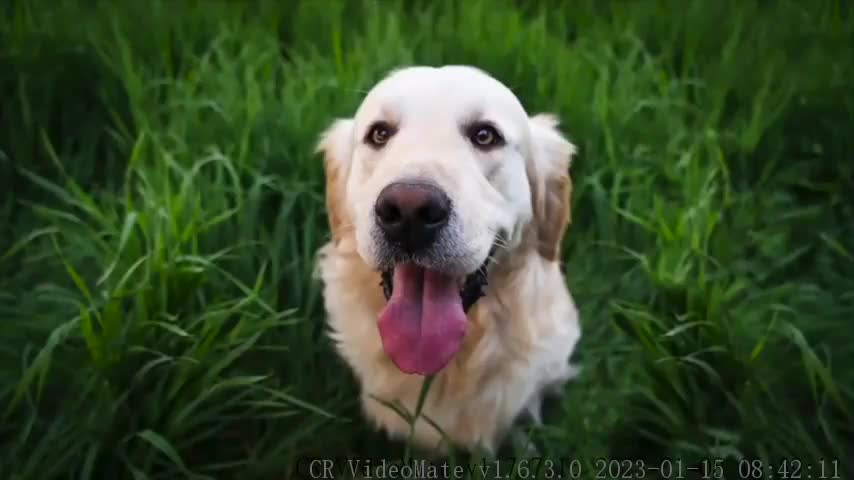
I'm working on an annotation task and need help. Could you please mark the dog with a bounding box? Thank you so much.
[314,65,581,454]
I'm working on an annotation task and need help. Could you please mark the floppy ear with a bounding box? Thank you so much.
[526,113,577,262]
[316,118,356,245]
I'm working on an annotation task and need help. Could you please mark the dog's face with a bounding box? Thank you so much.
[318,66,576,375]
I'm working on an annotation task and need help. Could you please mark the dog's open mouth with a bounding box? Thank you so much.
[376,245,496,376]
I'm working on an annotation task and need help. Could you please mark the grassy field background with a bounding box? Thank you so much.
[1,0,853,478]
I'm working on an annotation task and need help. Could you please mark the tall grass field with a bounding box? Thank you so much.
[1,0,852,478]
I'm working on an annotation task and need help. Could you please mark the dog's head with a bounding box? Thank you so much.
[317,66,576,375]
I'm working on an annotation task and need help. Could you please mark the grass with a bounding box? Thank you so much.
[1,0,852,478]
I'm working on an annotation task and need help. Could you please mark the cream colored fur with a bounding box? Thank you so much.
[314,65,581,454]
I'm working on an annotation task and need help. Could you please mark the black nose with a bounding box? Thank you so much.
[374,181,451,253]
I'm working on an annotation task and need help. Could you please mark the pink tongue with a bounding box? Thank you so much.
[377,264,466,375]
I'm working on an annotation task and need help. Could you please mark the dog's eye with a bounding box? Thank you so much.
[365,122,396,147]
[468,124,504,149]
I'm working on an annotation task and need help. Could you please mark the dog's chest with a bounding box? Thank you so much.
[317,244,580,451]
[325,287,550,450]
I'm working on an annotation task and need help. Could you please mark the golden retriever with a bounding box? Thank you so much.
[315,65,581,454]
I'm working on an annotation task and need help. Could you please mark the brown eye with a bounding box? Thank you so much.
[365,122,395,147]
[468,123,504,149]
